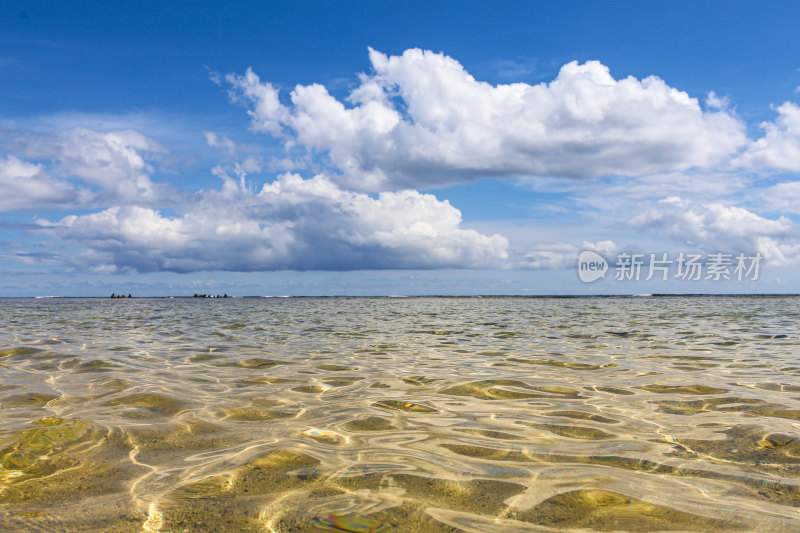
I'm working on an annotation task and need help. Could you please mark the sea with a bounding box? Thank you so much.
[1,296,799,532]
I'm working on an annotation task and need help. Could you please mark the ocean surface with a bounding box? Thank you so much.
[1,296,799,532]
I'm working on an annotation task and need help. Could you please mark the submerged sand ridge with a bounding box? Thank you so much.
[1,296,799,531]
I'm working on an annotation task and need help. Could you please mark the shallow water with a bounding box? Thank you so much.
[1,296,800,532]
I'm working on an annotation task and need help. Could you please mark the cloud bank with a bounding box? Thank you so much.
[631,197,798,266]
[38,173,508,272]
[5,48,800,277]
[226,48,747,190]
[1,126,170,212]
[0,155,83,211]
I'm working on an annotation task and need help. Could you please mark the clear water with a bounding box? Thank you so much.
[1,296,799,532]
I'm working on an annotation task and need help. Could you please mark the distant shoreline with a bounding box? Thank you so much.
[5,293,800,299]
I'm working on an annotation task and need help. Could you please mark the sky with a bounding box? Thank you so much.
[2,1,800,296]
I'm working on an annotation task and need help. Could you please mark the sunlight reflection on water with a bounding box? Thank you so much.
[1,296,799,531]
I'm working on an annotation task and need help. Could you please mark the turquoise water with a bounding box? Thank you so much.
[1,296,799,531]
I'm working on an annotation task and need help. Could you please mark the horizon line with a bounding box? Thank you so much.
[4,293,800,299]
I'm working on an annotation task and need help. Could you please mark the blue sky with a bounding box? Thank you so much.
[2,1,800,296]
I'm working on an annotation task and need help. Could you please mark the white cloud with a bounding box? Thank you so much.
[756,180,800,214]
[204,131,237,155]
[633,196,792,242]
[752,238,800,268]
[225,68,286,137]
[516,242,579,269]
[37,173,509,273]
[630,197,799,265]
[705,91,730,110]
[583,239,619,255]
[514,240,617,269]
[525,170,752,218]
[0,155,85,211]
[10,50,800,278]
[737,102,800,171]
[225,48,747,190]
[2,125,173,210]
[24,127,169,202]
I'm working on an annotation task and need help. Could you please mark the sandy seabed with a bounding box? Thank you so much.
[1,296,799,532]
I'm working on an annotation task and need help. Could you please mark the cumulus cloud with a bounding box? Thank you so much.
[515,242,578,269]
[514,240,618,269]
[11,49,800,278]
[737,102,800,171]
[37,173,508,272]
[0,155,86,211]
[631,197,798,265]
[1,125,173,211]
[225,48,747,190]
[23,127,169,202]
